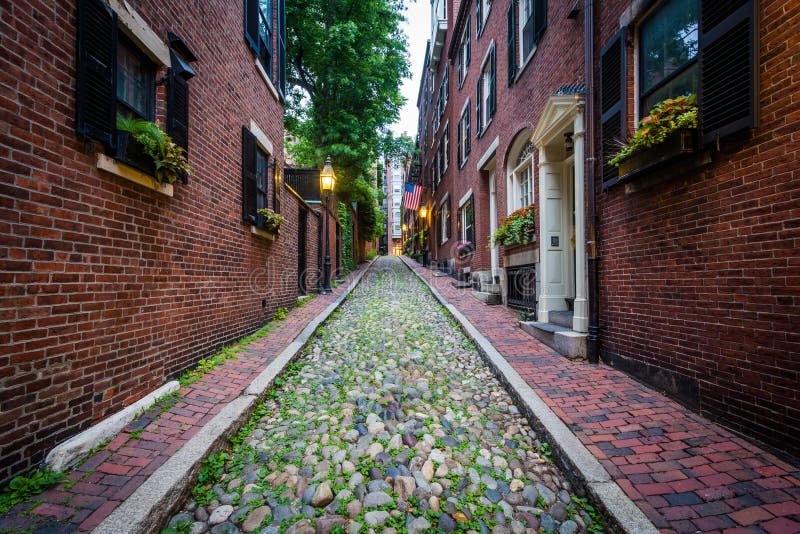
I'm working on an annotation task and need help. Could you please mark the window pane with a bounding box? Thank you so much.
[116,40,152,119]
[641,0,698,95]
[643,62,698,112]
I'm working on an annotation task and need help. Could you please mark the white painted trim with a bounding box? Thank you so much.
[460,97,471,116]
[255,59,281,101]
[480,40,496,68]
[477,135,499,171]
[458,188,473,208]
[439,192,450,206]
[108,0,170,66]
[96,154,174,197]
[249,120,274,155]
[45,381,180,472]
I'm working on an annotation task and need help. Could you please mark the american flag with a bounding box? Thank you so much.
[403,182,423,211]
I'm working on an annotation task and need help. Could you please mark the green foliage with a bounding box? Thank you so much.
[192,451,229,506]
[256,208,287,233]
[365,249,378,260]
[0,469,64,514]
[129,428,144,439]
[609,94,698,166]
[491,204,535,246]
[285,0,409,240]
[339,203,355,274]
[274,306,289,320]
[571,496,604,532]
[161,520,192,534]
[116,115,192,184]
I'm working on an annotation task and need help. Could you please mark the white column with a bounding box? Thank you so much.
[489,172,500,281]
[572,108,589,332]
[537,144,551,323]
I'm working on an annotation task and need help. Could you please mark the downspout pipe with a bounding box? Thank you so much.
[585,0,601,364]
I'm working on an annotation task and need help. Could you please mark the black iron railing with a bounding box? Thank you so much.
[506,265,537,314]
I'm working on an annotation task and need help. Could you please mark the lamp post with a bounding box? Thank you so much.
[419,206,429,267]
[320,156,336,293]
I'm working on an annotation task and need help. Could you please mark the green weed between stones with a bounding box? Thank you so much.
[274,306,289,320]
[0,469,64,514]
[161,519,193,534]
[570,495,604,533]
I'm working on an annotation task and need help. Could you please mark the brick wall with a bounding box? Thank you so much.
[0,0,316,483]
[595,0,800,457]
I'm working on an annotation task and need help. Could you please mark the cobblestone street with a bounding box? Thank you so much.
[167,257,597,534]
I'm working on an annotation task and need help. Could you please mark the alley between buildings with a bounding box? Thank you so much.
[165,256,596,534]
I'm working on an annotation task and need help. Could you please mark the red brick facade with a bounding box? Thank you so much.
[416,0,799,458]
[0,0,327,483]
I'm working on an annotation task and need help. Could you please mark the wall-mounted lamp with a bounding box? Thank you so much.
[564,132,574,154]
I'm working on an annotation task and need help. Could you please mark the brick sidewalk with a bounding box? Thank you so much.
[405,259,800,534]
[0,265,368,534]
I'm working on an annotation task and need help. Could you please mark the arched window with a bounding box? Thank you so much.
[507,139,534,213]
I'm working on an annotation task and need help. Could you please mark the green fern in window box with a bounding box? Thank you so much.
[608,94,698,167]
[116,115,192,184]
[257,208,286,234]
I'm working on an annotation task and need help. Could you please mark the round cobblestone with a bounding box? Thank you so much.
[170,257,599,533]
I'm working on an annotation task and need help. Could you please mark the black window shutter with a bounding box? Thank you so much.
[167,70,189,152]
[465,110,471,154]
[242,126,259,224]
[599,29,627,188]
[76,0,117,148]
[507,0,516,85]
[534,0,547,43]
[466,18,472,66]
[458,120,463,163]
[476,76,483,134]
[489,47,496,116]
[476,0,482,34]
[244,0,259,53]
[699,0,758,144]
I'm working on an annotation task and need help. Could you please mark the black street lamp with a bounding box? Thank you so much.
[320,156,336,293]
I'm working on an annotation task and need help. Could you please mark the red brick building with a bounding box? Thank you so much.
[416,0,799,459]
[0,0,331,483]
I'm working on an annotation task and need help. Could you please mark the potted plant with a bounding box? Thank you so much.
[491,204,535,247]
[116,115,192,184]
[608,94,698,176]
[257,207,286,234]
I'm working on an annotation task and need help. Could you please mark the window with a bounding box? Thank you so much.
[477,0,491,35]
[245,0,287,96]
[459,196,475,245]
[519,0,546,64]
[476,45,496,135]
[116,37,155,121]
[241,126,274,230]
[457,103,471,166]
[442,122,450,173]
[458,16,471,87]
[639,0,698,114]
[440,196,451,244]
[508,140,535,212]
[76,0,193,165]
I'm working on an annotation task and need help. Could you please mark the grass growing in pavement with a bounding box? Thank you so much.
[0,469,65,514]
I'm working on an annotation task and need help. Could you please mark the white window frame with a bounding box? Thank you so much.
[440,193,450,244]
[478,43,495,135]
[458,99,471,167]
[477,0,492,37]
[518,0,535,67]
[507,140,535,213]
[442,121,450,173]
[458,17,471,88]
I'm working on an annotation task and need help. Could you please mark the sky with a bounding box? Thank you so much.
[391,0,432,139]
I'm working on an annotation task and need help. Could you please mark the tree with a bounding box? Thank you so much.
[285,0,410,241]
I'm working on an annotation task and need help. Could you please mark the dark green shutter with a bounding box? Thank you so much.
[242,126,259,224]
[476,0,482,34]
[699,0,758,144]
[76,0,117,147]
[599,29,627,189]
[476,76,483,135]
[244,0,259,52]
[466,17,472,66]
[534,0,547,43]
[489,47,496,116]
[507,1,516,85]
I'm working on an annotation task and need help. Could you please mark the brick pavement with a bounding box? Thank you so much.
[405,258,800,534]
[0,265,368,533]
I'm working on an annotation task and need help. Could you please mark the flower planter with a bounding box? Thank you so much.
[617,128,697,180]
[114,131,156,176]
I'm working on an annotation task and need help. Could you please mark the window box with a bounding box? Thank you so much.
[114,130,156,176]
[616,128,697,181]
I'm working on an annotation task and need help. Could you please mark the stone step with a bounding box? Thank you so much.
[451,281,471,289]
[519,321,587,360]
[549,310,574,329]
[472,291,502,305]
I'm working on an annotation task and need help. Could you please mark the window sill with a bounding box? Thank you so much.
[96,154,174,197]
[255,58,280,102]
[478,118,492,138]
[251,225,278,240]
[458,157,469,169]
[515,47,537,82]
